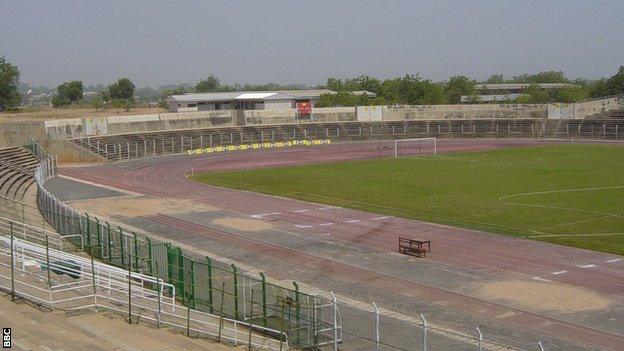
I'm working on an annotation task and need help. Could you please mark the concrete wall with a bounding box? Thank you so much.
[356,106,383,121]
[382,104,547,121]
[0,121,48,148]
[244,107,356,125]
[244,109,297,125]
[548,94,624,119]
[45,111,234,139]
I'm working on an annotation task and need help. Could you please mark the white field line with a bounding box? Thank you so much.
[577,264,596,268]
[293,224,313,229]
[372,216,391,220]
[250,212,281,218]
[533,276,552,282]
[552,270,568,275]
[319,222,334,226]
[293,209,309,213]
[318,206,336,211]
[607,258,622,263]
[345,219,361,223]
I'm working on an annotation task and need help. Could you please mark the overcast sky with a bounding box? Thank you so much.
[1,0,623,88]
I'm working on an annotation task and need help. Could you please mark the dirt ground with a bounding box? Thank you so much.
[0,106,163,123]
[71,195,215,217]
[475,280,612,313]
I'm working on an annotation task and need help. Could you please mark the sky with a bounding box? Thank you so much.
[1,0,623,88]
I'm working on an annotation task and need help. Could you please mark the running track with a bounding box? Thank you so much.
[61,139,624,350]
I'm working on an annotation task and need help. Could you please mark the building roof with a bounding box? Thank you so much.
[476,83,575,90]
[168,89,335,103]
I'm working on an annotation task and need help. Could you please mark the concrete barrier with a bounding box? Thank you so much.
[548,94,624,119]
[382,104,546,121]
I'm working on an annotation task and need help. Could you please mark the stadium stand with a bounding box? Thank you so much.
[0,147,38,200]
[73,119,545,161]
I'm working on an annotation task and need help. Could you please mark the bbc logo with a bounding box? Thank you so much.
[2,328,10,349]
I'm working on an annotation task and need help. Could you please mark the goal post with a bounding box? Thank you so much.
[394,138,437,158]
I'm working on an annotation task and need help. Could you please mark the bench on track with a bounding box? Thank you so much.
[398,237,430,258]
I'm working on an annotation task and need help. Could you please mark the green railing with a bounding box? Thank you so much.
[29,140,337,349]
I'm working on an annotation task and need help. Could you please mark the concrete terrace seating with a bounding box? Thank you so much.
[73,119,544,161]
[547,118,624,140]
[0,147,38,200]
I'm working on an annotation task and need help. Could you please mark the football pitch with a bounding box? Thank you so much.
[192,144,624,255]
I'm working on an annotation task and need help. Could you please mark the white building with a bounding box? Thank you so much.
[167,89,336,112]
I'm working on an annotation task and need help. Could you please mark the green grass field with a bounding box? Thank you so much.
[191,144,624,255]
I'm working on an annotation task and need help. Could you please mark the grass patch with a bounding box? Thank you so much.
[191,144,624,255]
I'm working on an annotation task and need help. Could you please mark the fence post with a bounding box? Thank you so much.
[206,257,214,313]
[259,272,267,327]
[10,225,15,301]
[146,237,153,275]
[331,291,338,351]
[420,313,428,351]
[156,261,161,328]
[127,252,132,324]
[91,245,97,312]
[293,280,301,345]
[119,227,126,267]
[106,222,112,261]
[373,302,380,351]
[248,289,255,351]
[476,327,483,351]
[218,282,226,342]
[45,235,52,291]
[538,341,546,351]
[232,264,239,320]
[132,232,139,270]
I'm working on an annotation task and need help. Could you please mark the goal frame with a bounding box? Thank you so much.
[393,137,437,158]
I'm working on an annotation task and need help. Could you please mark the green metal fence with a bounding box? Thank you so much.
[29,140,337,349]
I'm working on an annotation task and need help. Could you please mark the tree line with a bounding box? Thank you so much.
[1,54,623,111]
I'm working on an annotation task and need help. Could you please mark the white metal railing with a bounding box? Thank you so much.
[0,234,288,350]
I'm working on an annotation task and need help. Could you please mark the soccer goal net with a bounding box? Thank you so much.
[394,138,437,158]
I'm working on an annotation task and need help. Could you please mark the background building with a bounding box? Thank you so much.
[167,89,336,112]
[461,83,576,103]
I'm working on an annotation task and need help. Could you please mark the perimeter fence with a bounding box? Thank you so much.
[26,140,339,350]
[0,221,287,350]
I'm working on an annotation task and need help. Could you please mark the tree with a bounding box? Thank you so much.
[605,66,624,95]
[485,74,505,84]
[108,78,135,100]
[91,93,104,111]
[195,75,220,92]
[512,71,569,84]
[0,56,21,110]
[53,80,83,107]
[445,75,476,104]
[159,86,188,110]
[51,94,71,107]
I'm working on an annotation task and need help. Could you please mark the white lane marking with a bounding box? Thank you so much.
[293,209,309,213]
[533,276,552,282]
[577,264,596,268]
[552,270,568,275]
[606,258,621,263]
[294,224,313,229]
[250,212,282,218]
[345,219,361,223]
[319,206,336,211]
[323,233,331,236]
[319,223,334,226]
[372,216,391,220]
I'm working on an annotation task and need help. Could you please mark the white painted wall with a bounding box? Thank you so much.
[356,106,383,121]
[264,100,293,110]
